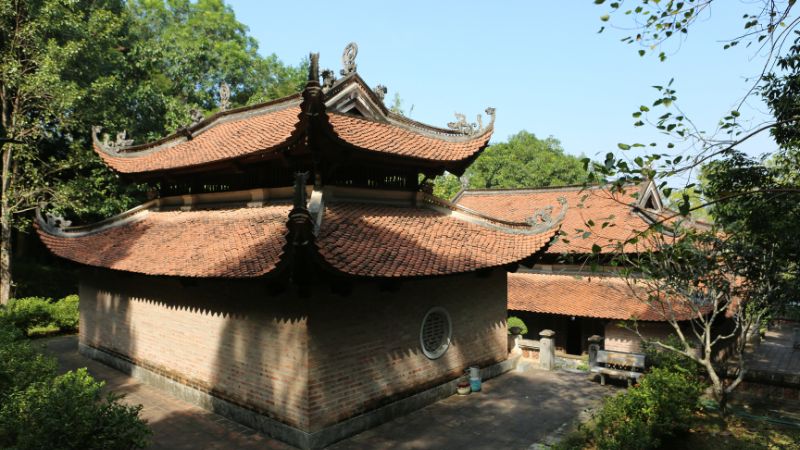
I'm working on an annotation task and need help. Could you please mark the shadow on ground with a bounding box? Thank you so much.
[43,334,613,450]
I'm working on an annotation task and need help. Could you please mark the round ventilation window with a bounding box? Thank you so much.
[420,307,452,360]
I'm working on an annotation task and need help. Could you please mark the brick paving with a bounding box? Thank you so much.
[747,324,800,375]
[42,335,611,449]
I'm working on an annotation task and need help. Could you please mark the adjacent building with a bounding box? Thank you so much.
[455,182,704,355]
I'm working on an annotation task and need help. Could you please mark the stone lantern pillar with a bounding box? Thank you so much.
[539,329,556,370]
[587,335,604,368]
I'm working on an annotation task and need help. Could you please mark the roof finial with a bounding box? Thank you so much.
[308,53,320,82]
[340,42,358,76]
[218,82,231,111]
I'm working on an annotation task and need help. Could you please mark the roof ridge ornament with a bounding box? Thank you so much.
[447,107,496,136]
[189,108,204,126]
[373,84,387,102]
[321,69,336,90]
[340,42,358,76]
[92,126,134,152]
[526,196,569,233]
[218,82,231,111]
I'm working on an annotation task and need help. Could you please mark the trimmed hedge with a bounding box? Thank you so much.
[0,295,79,336]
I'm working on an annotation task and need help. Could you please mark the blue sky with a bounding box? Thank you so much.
[227,1,778,169]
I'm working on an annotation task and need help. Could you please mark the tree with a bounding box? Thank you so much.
[0,0,135,305]
[589,0,800,406]
[433,130,589,200]
[0,0,307,304]
[618,227,773,411]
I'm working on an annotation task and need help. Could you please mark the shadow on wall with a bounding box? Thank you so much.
[74,209,515,444]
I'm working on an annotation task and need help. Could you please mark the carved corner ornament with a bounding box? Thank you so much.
[340,42,358,76]
[45,212,72,230]
[447,107,496,136]
[92,126,134,152]
[526,196,568,233]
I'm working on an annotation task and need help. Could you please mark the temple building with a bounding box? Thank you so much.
[36,44,565,449]
[455,182,704,355]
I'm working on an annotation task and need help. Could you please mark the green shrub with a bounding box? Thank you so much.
[592,367,702,449]
[51,295,79,332]
[1,297,54,334]
[641,336,700,375]
[0,368,150,450]
[507,316,529,335]
[0,321,57,400]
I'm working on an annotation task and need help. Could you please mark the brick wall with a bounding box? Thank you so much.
[306,270,507,431]
[79,268,507,432]
[604,322,674,353]
[79,271,311,429]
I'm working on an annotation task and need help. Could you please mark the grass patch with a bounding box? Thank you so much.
[662,409,800,450]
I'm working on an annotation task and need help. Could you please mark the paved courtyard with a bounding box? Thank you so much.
[747,324,800,375]
[43,335,611,449]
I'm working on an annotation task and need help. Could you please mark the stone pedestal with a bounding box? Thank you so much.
[539,329,556,370]
[587,335,604,368]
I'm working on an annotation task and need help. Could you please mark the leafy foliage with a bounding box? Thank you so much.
[50,295,79,332]
[433,131,590,199]
[0,321,57,400]
[0,368,149,450]
[0,320,149,449]
[592,367,703,449]
[0,295,80,336]
[1,298,53,333]
[641,335,699,375]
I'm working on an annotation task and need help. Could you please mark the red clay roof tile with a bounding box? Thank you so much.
[327,113,491,162]
[316,202,555,277]
[37,201,556,278]
[457,186,653,254]
[97,105,301,174]
[509,272,697,321]
[37,206,290,278]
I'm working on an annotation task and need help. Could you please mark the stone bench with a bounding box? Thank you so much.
[589,349,645,387]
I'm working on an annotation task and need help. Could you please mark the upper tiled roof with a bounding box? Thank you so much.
[36,189,559,279]
[456,184,659,254]
[508,272,698,321]
[93,69,494,175]
[37,206,290,278]
[95,101,301,174]
[317,202,556,277]
[328,113,492,162]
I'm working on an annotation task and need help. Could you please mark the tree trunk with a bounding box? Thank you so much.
[0,209,11,305]
[704,359,728,414]
[0,143,12,305]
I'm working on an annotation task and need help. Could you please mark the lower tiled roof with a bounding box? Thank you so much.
[37,206,290,278]
[37,199,557,279]
[317,203,555,277]
[508,272,698,321]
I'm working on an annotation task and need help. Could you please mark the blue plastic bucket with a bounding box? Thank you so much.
[470,377,482,392]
